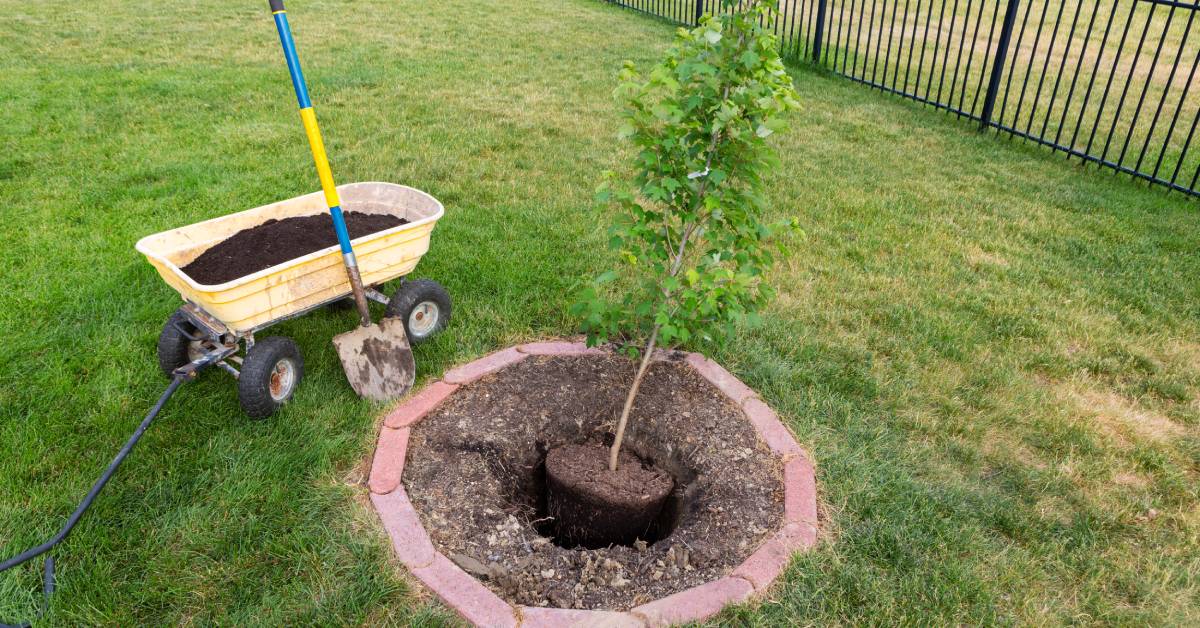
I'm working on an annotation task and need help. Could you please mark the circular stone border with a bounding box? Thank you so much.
[368,341,819,628]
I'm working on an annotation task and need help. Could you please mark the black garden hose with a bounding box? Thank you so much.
[0,375,188,627]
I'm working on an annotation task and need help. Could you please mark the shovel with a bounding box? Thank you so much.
[268,0,415,400]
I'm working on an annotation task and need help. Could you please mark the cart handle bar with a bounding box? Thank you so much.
[0,345,233,627]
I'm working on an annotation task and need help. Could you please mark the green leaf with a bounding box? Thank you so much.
[587,0,797,360]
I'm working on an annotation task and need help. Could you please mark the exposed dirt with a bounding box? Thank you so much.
[545,443,674,549]
[403,353,784,611]
[181,212,406,284]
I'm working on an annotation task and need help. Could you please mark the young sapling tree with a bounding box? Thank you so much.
[575,0,801,471]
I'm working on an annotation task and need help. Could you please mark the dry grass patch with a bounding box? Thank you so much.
[1059,382,1187,445]
[1110,470,1149,490]
[964,245,1010,269]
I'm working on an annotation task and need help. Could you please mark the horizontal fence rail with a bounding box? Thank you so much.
[600,0,1200,198]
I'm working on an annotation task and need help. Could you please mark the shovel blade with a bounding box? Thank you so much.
[332,317,416,401]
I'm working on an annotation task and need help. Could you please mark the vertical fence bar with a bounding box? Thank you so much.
[601,0,1198,197]
[971,1,1003,113]
[804,0,815,59]
[1083,3,1138,158]
[935,0,959,105]
[925,0,946,101]
[834,0,848,69]
[865,0,880,82]
[948,0,972,113]
[781,0,794,56]
[882,0,900,88]
[1103,3,1158,164]
[956,0,984,111]
[1055,0,1103,147]
[903,0,921,89]
[1119,4,1177,170]
[813,0,828,62]
[897,0,912,90]
[1010,0,1052,135]
[1135,7,1194,174]
[915,0,935,99]
[1167,60,1200,185]
[995,0,1034,130]
[1037,0,1084,138]
[980,0,1021,129]
[851,0,866,77]
[1025,0,1067,135]
[1151,36,1200,180]
[786,0,796,55]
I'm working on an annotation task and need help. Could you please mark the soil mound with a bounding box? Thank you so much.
[181,211,406,284]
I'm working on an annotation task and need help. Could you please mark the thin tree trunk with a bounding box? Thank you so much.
[608,325,660,472]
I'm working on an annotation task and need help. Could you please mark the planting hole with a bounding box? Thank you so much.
[400,354,786,610]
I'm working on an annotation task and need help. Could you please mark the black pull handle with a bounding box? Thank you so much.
[269,0,285,12]
[0,556,55,628]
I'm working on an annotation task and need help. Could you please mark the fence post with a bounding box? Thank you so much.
[980,0,1021,129]
[694,0,704,25]
[812,0,828,62]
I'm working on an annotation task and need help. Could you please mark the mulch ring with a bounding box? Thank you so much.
[402,352,784,611]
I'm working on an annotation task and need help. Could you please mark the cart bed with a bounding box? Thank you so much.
[136,182,443,334]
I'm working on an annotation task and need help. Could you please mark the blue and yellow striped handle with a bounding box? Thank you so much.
[269,0,375,327]
[269,0,353,257]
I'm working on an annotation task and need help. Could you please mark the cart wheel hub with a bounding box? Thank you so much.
[408,301,440,339]
[269,359,298,401]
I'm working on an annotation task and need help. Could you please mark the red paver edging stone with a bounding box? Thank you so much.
[631,577,754,627]
[742,397,804,460]
[783,456,819,526]
[369,426,410,495]
[384,381,459,428]
[732,529,795,591]
[683,353,757,404]
[444,347,527,385]
[413,553,519,628]
[779,521,818,552]
[519,606,644,627]
[370,488,438,569]
[517,341,606,356]
[369,342,819,627]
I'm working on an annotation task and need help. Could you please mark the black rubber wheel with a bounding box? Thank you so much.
[237,336,304,419]
[385,279,452,344]
[157,308,201,378]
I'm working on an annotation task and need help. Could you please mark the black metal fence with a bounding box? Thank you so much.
[601,0,1200,198]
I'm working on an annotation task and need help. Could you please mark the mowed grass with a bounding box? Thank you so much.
[1,0,1198,625]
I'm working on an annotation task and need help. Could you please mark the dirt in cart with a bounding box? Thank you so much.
[181,212,407,284]
[403,353,785,611]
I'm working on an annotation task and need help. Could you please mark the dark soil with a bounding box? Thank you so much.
[181,212,406,284]
[545,443,674,549]
[403,352,784,611]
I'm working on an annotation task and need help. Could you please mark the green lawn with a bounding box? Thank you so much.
[2,0,1198,625]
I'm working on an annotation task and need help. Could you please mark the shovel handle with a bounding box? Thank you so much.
[269,0,372,327]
